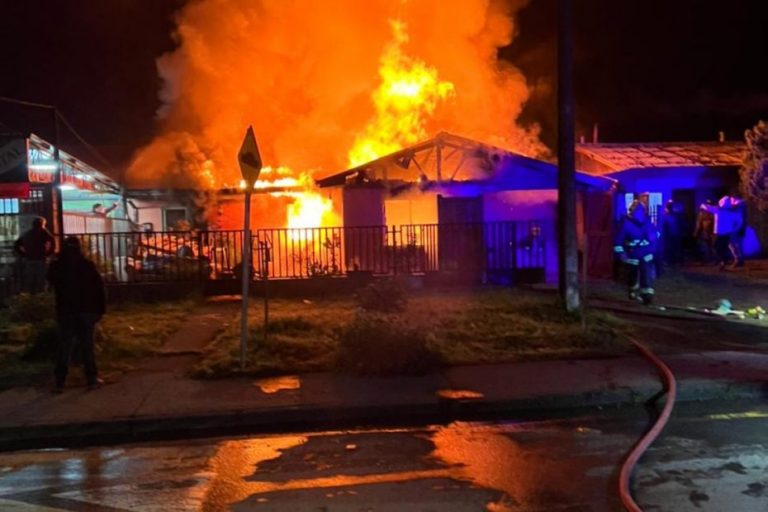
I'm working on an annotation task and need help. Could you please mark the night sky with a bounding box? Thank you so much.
[1,0,767,176]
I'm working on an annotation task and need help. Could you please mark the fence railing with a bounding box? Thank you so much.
[56,220,547,284]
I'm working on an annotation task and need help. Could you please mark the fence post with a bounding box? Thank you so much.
[197,231,204,282]
[391,225,398,275]
[511,222,518,281]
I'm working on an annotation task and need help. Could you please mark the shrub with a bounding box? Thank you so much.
[356,279,408,313]
[8,293,55,324]
[262,316,314,334]
[3,293,59,361]
[20,320,59,361]
[337,313,439,375]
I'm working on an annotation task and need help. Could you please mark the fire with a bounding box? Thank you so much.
[286,192,336,231]
[235,166,334,231]
[348,20,455,167]
[127,0,546,228]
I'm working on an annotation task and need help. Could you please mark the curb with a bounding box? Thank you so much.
[0,379,762,452]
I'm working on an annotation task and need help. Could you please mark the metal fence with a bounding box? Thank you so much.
[63,220,546,284]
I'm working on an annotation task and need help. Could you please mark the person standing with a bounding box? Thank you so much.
[13,217,56,293]
[729,192,747,268]
[701,194,744,269]
[47,236,106,393]
[614,201,658,305]
[661,199,684,267]
[694,200,716,263]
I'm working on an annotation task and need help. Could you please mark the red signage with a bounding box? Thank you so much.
[0,182,30,198]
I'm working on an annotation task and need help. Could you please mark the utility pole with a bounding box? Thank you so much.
[51,107,65,246]
[557,0,580,312]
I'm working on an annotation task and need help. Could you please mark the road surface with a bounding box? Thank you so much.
[0,403,765,511]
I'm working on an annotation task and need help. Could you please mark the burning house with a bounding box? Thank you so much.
[69,0,627,288]
[317,132,617,283]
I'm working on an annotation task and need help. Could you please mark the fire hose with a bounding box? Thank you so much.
[618,337,678,512]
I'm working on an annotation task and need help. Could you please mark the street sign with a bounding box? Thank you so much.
[238,126,262,184]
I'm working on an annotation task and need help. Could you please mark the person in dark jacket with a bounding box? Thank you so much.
[13,217,55,293]
[661,199,684,267]
[47,236,106,393]
[614,200,658,304]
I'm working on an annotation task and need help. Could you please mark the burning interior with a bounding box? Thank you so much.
[126,0,546,234]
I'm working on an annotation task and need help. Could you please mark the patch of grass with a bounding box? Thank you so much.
[193,287,633,378]
[356,278,408,313]
[0,297,197,388]
[337,313,439,376]
[192,299,354,378]
[97,300,196,369]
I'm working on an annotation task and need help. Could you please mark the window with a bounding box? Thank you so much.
[0,198,19,215]
[163,208,188,230]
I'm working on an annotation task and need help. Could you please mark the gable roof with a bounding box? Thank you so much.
[317,131,616,191]
[576,141,746,175]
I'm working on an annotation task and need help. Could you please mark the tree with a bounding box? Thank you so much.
[740,121,768,211]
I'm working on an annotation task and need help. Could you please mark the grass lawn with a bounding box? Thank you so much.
[0,293,198,389]
[193,286,634,378]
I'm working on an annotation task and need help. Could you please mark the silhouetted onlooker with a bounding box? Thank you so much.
[13,217,56,293]
[47,236,106,393]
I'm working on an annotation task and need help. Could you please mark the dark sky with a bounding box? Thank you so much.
[1,0,767,175]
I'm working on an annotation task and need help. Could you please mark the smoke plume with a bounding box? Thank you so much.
[127,0,543,189]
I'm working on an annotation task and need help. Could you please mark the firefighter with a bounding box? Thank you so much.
[615,200,658,304]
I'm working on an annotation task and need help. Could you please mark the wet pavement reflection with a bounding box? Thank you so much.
[0,403,765,511]
[252,376,301,394]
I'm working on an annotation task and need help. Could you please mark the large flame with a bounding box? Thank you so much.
[127,0,543,230]
[348,20,455,167]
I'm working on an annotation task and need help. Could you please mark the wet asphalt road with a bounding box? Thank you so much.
[0,403,765,511]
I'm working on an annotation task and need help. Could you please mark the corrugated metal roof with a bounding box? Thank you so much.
[576,141,746,173]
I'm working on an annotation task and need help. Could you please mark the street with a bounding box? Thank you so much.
[0,403,765,511]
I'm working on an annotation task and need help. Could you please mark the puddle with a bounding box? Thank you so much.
[436,389,485,400]
[253,376,301,394]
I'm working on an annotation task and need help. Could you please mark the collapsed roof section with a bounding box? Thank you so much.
[316,131,616,192]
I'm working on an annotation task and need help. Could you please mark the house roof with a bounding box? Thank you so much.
[317,131,616,191]
[576,141,746,175]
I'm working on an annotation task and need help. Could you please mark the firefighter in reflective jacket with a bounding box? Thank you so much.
[615,200,658,304]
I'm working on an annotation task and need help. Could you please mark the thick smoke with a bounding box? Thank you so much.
[127,0,542,189]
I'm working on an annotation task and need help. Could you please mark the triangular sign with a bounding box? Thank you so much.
[238,126,262,184]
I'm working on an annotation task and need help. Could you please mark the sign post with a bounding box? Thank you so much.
[237,126,262,369]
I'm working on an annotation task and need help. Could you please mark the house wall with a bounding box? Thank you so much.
[609,166,739,219]
[483,190,558,283]
[384,195,437,226]
[131,198,188,231]
[342,187,385,227]
[605,165,765,257]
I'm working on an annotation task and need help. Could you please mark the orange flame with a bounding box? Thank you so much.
[348,20,455,167]
[127,0,544,230]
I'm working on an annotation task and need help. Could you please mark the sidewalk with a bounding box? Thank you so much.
[1,293,767,451]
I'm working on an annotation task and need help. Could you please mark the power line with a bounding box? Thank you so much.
[0,95,54,110]
[0,94,117,175]
[55,111,116,174]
